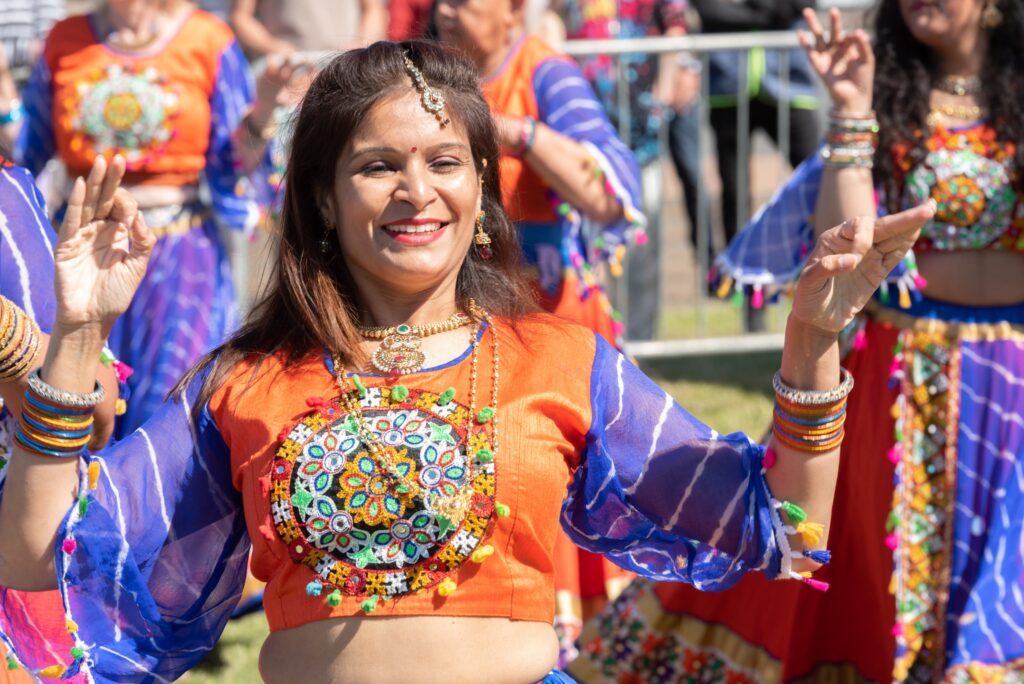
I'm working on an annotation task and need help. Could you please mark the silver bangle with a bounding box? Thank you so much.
[26,369,106,408]
[773,367,854,405]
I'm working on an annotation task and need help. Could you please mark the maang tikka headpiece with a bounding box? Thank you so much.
[402,51,450,128]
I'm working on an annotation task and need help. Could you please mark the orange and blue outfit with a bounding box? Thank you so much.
[0,315,816,681]
[16,9,258,437]
[572,122,1024,683]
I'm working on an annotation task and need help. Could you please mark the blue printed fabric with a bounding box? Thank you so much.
[562,335,786,589]
[0,375,250,682]
[0,163,56,333]
[946,335,1024,668]
[716,147,912,291]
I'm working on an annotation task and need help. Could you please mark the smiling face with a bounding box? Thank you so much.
[322,88,482,301]
[898,0,985,49]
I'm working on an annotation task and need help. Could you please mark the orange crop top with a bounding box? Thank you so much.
[894,122,1024,251]
[41,10,235,185]
[210,317,593,631]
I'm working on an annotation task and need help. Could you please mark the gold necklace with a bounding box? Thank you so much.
[934,75,981,97]
[358,310,472,378]
[927,103,987,127]
[333,300,499,531]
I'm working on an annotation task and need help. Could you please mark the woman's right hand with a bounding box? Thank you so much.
[798,7,875,113]
[53,155,154,340]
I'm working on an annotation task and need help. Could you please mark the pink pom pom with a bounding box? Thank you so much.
[802,578,830,592]
[891,622,904,637]
[633,231,648,246]
[762,447,777,470]
[912,274,928,289]
[112,361,134,383]
[887,446,901,464]
[852,327,868,351]
[611,320,625,335]
[799,243,810,258]
[707,266,718,283]
[751,287,764,310]
[888,357,902,376]
[885,532,898,550]
[570,253,584,269]
[62,539,77,555]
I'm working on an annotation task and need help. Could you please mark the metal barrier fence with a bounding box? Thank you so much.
[561,31,810,357]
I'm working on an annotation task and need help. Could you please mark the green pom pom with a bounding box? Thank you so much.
[78,495,89,518]
[476,407,495,423]
[879,286,891,304]
[781,501,807,524]
[390,385,409,402]
[730,289,744,308]
[70,646,85,660]
[100,349,115,365]
[495,502,511,518]
[437,388,456,406]
[886,510,900,533]
[326,590,342,607]
[6,656,17,670]
[361,594,379,613]
[352,374,367,398]
[558,202,572,216]
[475,448,494,463]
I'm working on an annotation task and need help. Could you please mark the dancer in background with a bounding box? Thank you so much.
[4,0,263,436]
[572,2,1024,681]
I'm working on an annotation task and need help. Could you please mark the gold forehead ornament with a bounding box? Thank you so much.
[402,52,450,128]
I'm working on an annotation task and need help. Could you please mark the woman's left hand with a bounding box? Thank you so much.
[791,201,936,334]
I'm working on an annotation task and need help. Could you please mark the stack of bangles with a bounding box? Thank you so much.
[0,296,42,382]
[772,368,854,453]
[821,109,878,169]
[14,370,105,458]
[513,116,538,157]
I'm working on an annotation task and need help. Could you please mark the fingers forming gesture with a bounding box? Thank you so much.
[797,7,875,113]
[53,155,155,335]
[792,201,936,334]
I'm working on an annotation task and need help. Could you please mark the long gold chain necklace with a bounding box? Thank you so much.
[358,310,472,379]
[333,300,500,530]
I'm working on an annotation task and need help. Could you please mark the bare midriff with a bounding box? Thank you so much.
[258,616,559,684]
[917,250,1024,306]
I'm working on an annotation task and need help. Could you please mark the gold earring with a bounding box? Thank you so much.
[474,211,492,260]
[981,0,1002,28]
[319,208,333,253]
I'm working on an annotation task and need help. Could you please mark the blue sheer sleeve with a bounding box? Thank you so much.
[0,375,249,682]
[561,335,799,591]
[716,148,916,303]
[13,58,56,176]
[0,164,56,333]
[204,40,259,233]
[532,56,647,265]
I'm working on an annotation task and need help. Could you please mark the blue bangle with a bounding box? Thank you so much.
[0,101,23,126]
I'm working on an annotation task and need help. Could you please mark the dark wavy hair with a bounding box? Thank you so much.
[872,0,1024,211]
[179,40,534,406]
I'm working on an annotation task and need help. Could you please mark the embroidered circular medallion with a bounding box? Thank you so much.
[70,63,179,166]
[904,147,1016,249]
[270,386,496,599]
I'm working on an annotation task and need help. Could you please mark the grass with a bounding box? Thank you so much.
[184,339,778,683]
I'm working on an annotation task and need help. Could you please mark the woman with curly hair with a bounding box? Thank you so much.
[571,1,1024,682]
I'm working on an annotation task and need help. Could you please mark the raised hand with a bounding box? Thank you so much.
[797,7,875,113]
[53,155,155,338]
[791,201,936,334]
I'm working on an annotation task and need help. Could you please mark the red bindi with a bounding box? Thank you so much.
[410,146,417,153]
